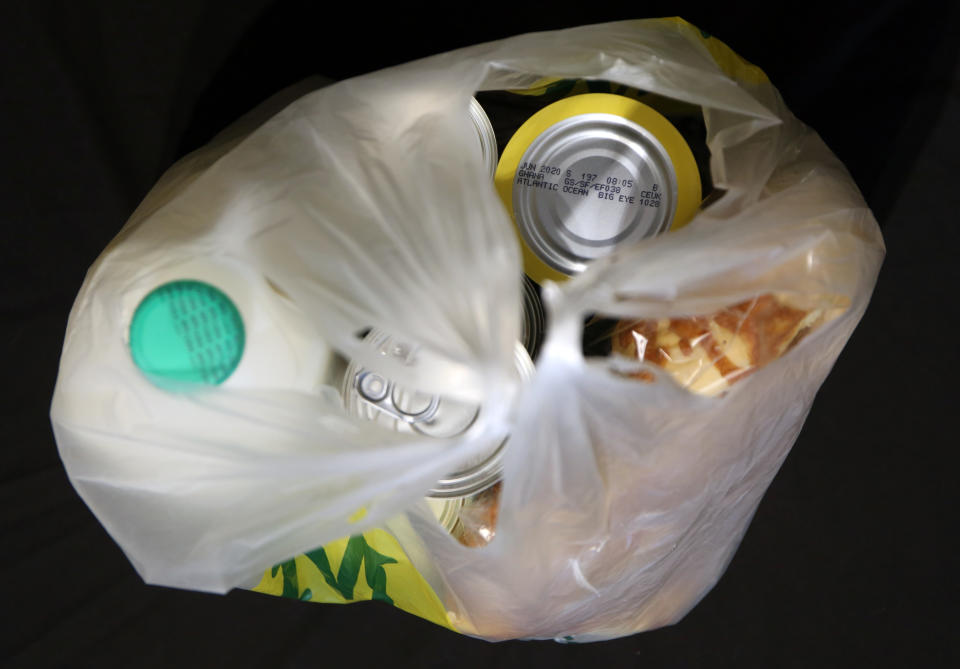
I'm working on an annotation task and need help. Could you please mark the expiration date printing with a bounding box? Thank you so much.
[516,162,661,207]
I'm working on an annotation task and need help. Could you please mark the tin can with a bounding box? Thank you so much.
[341,332,535,498]
[493,92,703,284]
[477,78,711,190]
[469,97,498,179]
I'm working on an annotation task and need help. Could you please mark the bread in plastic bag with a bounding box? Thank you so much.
[50,18,884,641]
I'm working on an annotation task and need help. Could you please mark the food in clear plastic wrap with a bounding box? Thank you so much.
[451,482,502,548]
[605,293,849,396]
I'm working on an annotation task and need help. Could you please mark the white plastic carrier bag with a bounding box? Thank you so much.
[51,18,884,641]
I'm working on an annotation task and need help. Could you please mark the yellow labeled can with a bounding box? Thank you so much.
[493,92,702,284]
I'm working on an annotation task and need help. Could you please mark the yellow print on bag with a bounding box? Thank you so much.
[660,17,771,85]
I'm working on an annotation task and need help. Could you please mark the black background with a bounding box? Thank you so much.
[1,1,956,667]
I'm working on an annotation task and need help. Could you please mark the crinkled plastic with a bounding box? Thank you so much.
[50,18,884,641]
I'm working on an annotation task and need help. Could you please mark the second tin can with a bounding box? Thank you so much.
[341,331,535,498]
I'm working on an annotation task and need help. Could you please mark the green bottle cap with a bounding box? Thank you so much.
[129,280,245,390]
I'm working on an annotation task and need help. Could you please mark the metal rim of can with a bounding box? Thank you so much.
[521,275,545,360]
[494,93,702,285]
[341,332,535,498]
[469,97,498,179]
[426,496,464,533]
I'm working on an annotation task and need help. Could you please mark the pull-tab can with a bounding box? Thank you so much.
[341,332,535,498]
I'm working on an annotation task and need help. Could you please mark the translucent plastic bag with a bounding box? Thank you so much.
[50,18,884,641]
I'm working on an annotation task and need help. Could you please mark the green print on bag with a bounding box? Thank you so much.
[253,527,457,631]
[271,534,398,605]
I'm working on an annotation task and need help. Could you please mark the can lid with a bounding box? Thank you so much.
[342,332,535,498]
[469,98,498,179]
[495,93,702,284]
[129,280,245,389]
